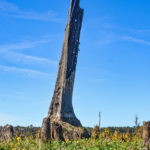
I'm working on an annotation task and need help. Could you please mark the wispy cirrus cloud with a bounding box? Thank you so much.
[0,65,55,78]
[0,39,52,52]
[0,0,63,22]
[83,16,150,47]
[0,38,58,67]
[2,52,57,67]
[85,32,150,48]
[0,0,19,12]
[122,36,150,46]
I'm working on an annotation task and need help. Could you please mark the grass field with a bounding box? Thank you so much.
[0,126,148,150]
[0,137,145,150]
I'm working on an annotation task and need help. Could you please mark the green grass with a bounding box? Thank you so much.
[0,137,145,150]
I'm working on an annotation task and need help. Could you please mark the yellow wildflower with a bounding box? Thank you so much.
[17,137,21,141]
[65,138,70,143]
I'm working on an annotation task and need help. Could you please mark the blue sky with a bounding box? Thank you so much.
[0,0,150,127]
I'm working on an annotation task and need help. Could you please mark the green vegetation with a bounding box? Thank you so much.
[0,137,145,150]
[0,127,147,150]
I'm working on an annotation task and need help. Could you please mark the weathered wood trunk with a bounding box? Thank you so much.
[143,122,150,150]
[40,118,51,141]
[40,0,86,141]
[0,125,14,142]
[48,0,84,127]
[40,118,64,141]
[50,122,64,141]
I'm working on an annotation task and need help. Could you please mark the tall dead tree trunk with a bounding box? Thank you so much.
[40,0,88,141]
[48,0,84,127]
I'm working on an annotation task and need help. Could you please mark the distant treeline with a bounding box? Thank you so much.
[14,125,40,137]
[86,126,138,135]
[0,125,40,137]
[0,125,139,137]
[101,127,135,133]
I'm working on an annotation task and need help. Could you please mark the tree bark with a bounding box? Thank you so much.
[143,122,150,150]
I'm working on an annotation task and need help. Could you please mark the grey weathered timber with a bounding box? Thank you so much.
[0,125,14,142]
[40,0,84,141]
[143,122,150,150]
[47,0,84,127]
